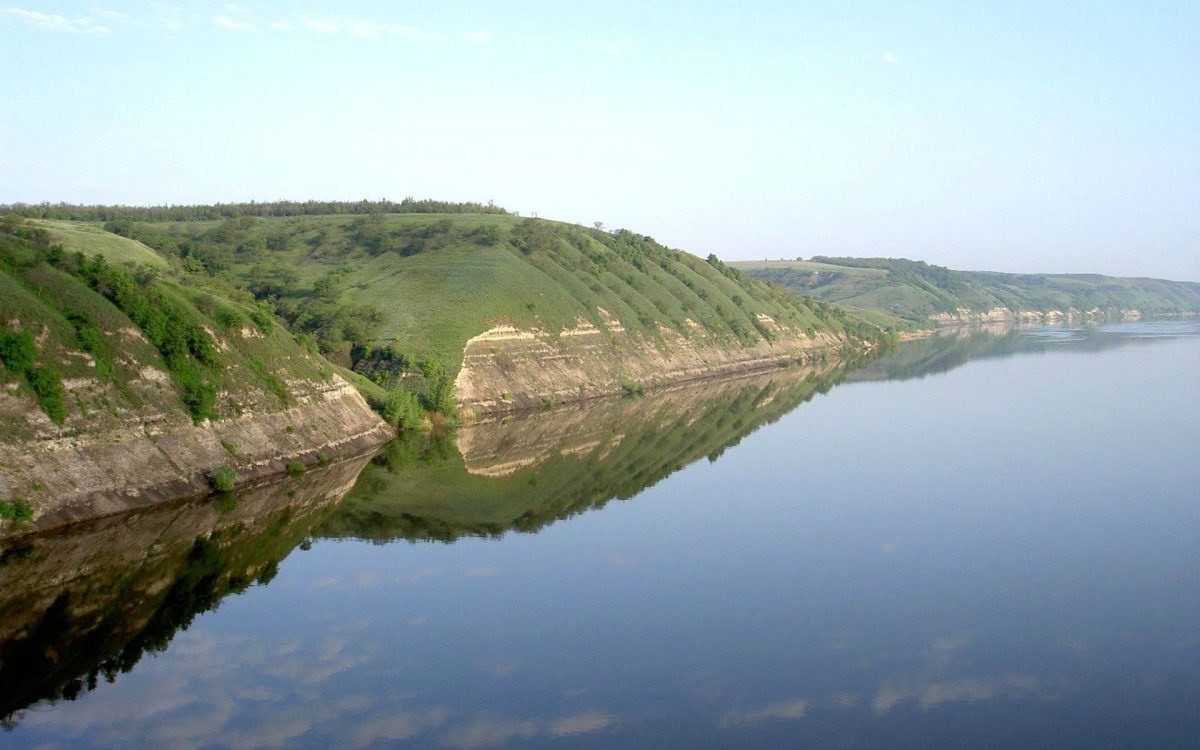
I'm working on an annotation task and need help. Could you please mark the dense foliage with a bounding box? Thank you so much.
[2,198,509,223]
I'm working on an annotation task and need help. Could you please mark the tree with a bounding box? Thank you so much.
[384,388,424,430]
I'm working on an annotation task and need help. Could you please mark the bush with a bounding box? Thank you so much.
[213,304,243,330]
[26,367,66,423]
[0,330,36,372]
[286,461,306,476]
[248,303,275,333]
[0,500,33,522]
[383,387,424,430]
[208,465,237,492]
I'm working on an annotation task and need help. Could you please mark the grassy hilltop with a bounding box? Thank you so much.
[4,202,880,419]
[734,257,1200,328]
[0,218,341,432]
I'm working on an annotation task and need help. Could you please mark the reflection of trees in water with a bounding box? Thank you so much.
[0,459,365,726]
[319,364,858,544]
[0,537,259,724]
[5,322,1184,727]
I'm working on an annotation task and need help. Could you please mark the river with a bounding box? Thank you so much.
[1,321,1197,748]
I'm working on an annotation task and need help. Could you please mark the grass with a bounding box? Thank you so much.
[111,213,878,377]
[0,227,339,430]
[33,219,169,269]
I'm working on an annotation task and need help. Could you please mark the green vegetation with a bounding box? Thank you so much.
[0,500,33,522]
[0,330,37,372]
[285,461,306,476]
[40,210,875,382]
[36,219,168,269]
[8,197,510,223]
[0,215,349,432]
[735,257,1200,327]
[1,202,900,462]
[208,465,237,492]
[321,365,859,543]
[25,367,66,424]
[383,387,424,430]
[621,381,645,397]
[0,328,66,424]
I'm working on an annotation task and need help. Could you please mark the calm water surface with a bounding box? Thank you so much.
[2,322,1198,748]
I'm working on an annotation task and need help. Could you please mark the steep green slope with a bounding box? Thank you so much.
[0,220,327,429]
[0,217,390,528]
[735,257,1200,327]
[7,206,884,413]
[92,213,878,370]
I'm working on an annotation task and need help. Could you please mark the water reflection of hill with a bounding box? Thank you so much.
[318,363,855,543]
[845,321,1198,383]
[5,321,1190,726]
[320,321,1200,545]
[0,456,370,725]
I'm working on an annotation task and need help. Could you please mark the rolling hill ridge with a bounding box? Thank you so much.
[734,257,1200,329]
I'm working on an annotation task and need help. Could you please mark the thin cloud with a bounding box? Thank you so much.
[295,14,439,41]
[719,698,808,728]
[2,8,110,35]
[545,711,615,737]
[212,15,257,33]
[441,717,538,749]
[883,51,902,65]
[462,30,494,44]
[300,15,339,34]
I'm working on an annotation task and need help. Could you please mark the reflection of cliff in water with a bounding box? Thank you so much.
[5,321,1187,727]
[0,455,370,726]
[318,361,856,544]
[320,321,1200,545]
[846,321,1198,384]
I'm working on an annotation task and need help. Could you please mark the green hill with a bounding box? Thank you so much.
[0,218,336,429]
[100,213,876,365]
[0,216,389,529]
[734,257,1200,328]
[5,203,884,415]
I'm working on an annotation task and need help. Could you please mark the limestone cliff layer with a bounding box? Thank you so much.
[0,374,391,534]
[455,312,861,415]
[927,306,1145,326]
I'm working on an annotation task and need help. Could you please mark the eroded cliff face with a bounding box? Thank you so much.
[455,309,858,415]
[927,306,1144,326]
[0,374,391,534]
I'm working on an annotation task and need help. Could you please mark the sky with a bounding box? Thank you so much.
[0,1,1197,280]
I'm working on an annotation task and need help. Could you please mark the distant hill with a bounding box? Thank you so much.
[732,257,1200,329]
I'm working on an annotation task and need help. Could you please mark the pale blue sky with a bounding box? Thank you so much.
[1,1,1197,280]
